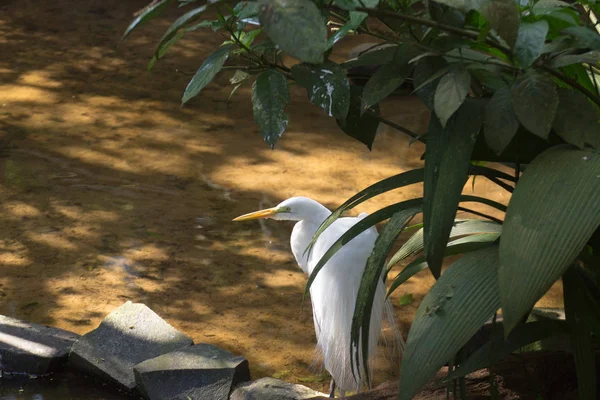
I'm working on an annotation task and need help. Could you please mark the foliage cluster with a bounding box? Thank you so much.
[125,0,600,398]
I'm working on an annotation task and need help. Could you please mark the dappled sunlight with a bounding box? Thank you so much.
[2,200,42,219]
[17,70,63,89]
[26,231,78,251]
[0,85,57,104]
[0,0,566,394]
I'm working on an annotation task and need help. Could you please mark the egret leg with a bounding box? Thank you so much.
[329,379,336,398]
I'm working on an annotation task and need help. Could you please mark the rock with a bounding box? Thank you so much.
[0,315,80,375]
[133,343,250,400]
[231,377,327,400]
[68,301,193,390]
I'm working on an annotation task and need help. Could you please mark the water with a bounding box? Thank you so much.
[0,371,140,400]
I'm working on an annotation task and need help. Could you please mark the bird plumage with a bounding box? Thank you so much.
[233,196,398,396]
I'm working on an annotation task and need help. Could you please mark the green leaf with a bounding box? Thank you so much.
[499,146,600,335]
[361,45,419,111]
[328,11,367,48]
[336,86,380,149]
[413,57,449,109]
[483,0,520,47]
[387,219,502,269]
[235,1,260,20]
[548,50,600,68]
[154,5,207,60]
[553,88,600,150]
[484,88,520,154]
[308,169,426,253]
[563,27,600,51]
[387,233,500,296]
[123,0,174,40]
[258,0,327,64]
[398,246,501,400]
[433,65,471,127]
[341,45,397,69]
[251,69,290,148]
[563,268,597,400]
[148,31,184,70]
[424,99,484,278]
[334,0,380,10]
[305,199,425,299]
[291,61,350,120]
[307,167,508,257]
[514,21,549,68]
[511,72,558,140]
[351,208,421,388]
[398,293,414,306]
[182,44,233,105]
[432,0,519,46]
[532,0,571,16]
[447,319,568,380]
[307,195,505,297]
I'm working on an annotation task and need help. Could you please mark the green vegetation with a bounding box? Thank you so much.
[125,0,600,398]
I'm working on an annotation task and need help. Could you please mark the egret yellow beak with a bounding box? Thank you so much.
[232,207,280,221]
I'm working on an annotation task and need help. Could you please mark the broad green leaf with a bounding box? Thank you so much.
[154,5,206,60]
[432,0,518,46]
[328,11,367,48]
[499,146,600,335]
[514,21,549,68]
[307,167,508,256]
[447,319,568,380]
[511,72,558,140]
[553,88,600,150]
[182,44,233,105]
[563,27,600,50]
[123,0,174,40]
[424,99,484,278]
[483,0,520,47]
[335,0,380,10]
[148,31,184,70]
[433,65,471,127]
[251,69,290,148]
[563,268,597,400]
[234,1,260,20]
[307,195,505,297]
[532,0,571,16]
[361,45,418,111]
[305,199,425,299]
[413,57,449,110]
[484,88,520,154]
[548,50,600,68]
[258,0,327,64]
[351,208,421,388]
[387,233,500,296]
[387,219,502,268]
[336,86,379,149]
[341,45,397,69]
[291,61,350,120]
[398,246,501,400]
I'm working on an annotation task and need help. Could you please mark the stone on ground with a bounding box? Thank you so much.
[68,301,193,390]
[231,377,327,400]
[134,343,250,400]
[0,315,80,375]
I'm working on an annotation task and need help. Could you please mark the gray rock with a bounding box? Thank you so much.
[134,343,250,400]
[231,377,327,400]
[0,315,80,375]
[68,301,193,390]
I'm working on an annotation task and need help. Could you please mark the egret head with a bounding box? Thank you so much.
[232,196,330,222]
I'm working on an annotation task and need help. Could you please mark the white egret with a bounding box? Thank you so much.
[233,196,399,398]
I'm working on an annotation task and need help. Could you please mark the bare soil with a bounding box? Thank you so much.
[0,0,564,393]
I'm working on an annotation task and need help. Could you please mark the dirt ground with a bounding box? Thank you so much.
[0,0,564,393]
